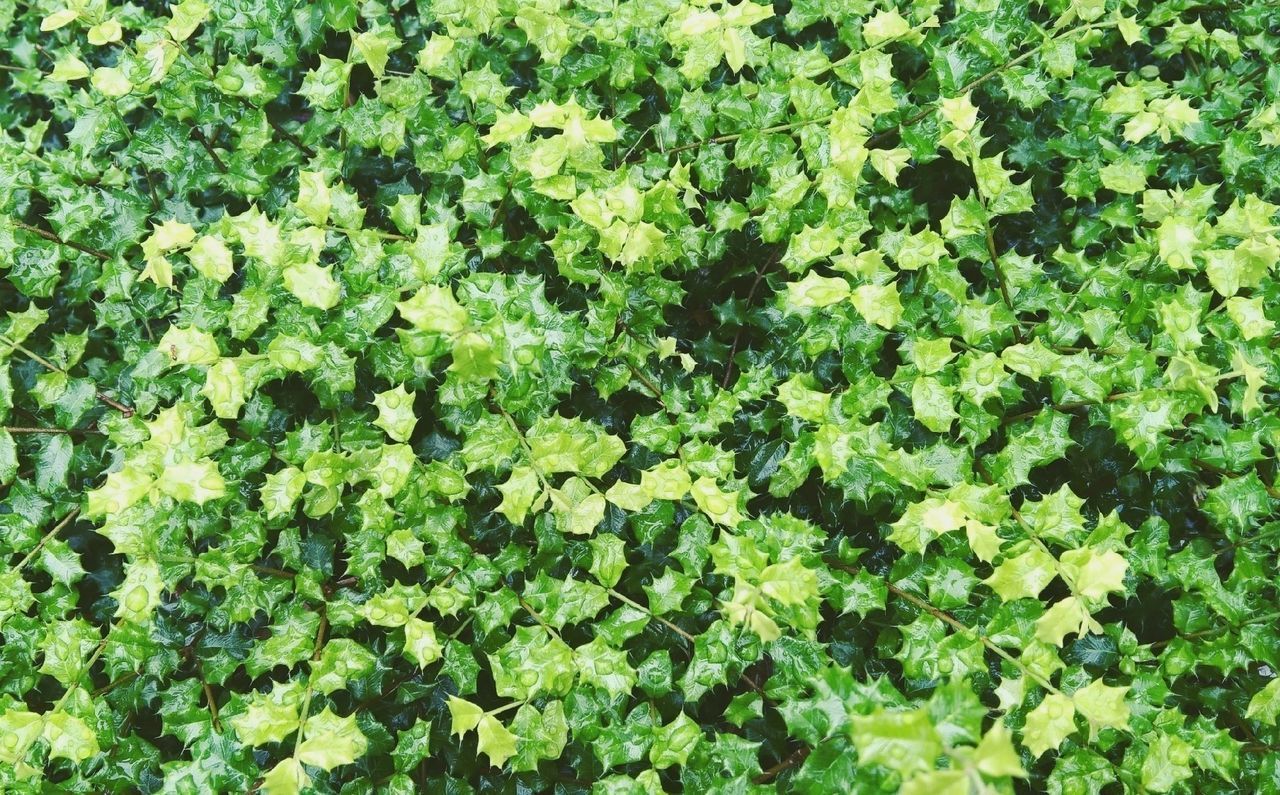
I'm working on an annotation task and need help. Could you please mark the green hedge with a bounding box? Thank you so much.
[2,0,1279,791]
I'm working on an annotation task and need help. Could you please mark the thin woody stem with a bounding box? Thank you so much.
[1,335,134,417]
[519,596,564,641]
[884,581,1064,696]
[293,606,329,755]
[826,556,1064,695]
[979,199,1026,344]
[17,508,80,570]
[10,220,111,261]
[754,746,811,784]
[636,20,1115,161]
[4,425,101,435]
[608,588,696,643]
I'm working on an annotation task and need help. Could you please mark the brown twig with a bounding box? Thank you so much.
[250,564,295,579]
[721,251,781,389]
[143,168,162,212]
[613,321,676,411]
[203,680,221,732]
[1,336,135,417]
[312,608,329,661]
[285,605,329,764]
[739,669,771,703]
[519,597,563,640]
[11,220,110,261]
[883,580,1063,694]
[825,556,1064,695]
[17,508,80,570]
[191,128,228,172]
[620,124,655,162]
[608,588,696,644]
[447,615,474,641]
[94,390,134,418]
[980,205,1025,344]
[656,116,834,159]
[1003,391,1137,423]
[170,45,314,161]
[267,116,316,158]
[868,22,1113,147]
[754,746,811,784]
[634,20,1116,161]
[625,361,669,410]
[90,670,139,698]
[1192,458,1280,500]
[3,425,102,435]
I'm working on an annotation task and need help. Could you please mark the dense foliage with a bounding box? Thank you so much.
[2,0,1279,791]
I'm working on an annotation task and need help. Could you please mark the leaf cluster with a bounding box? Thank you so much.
[2,0,1280,792]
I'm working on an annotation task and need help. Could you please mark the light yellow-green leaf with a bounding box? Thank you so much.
[639,460,691,501]
[1058,547,1127,602]
[1072,679,1130,732]
[984,546,1058,601]
[605,480,650,512]
[496,466,546,525]
[41,9,79,30]
[973,721,1027,778]
[1224,296,1274,341]
[296,708,368,770]
[862,9,911,46]
[900,770,966,795]
[910,376,957,434]
[909,337,956,374]
[783,272,851,310]
[1246,678,1280,725]
[86,462,154,518]
[48,56,91,82]
[1141,732,1193,792]
[483,110,532,148]
[476,714,518,768]
[776,375,831,423]
[850,706,941,776]
[112,558,166,623]
[166,0,209,40]
[397,285,468,334]
[87,19,123,45]
[157,459,226,505]
[261,757,310,795]
[870,148,912,186]
[188,234,234,282]
[1022,693,1076,757]
[283,262,340,310]
[353,27,401,79]
[548,477,606,535]
[229,680,305,746]
[261,466,305,521]
[850,283,902,329]
[296,171,331,225]
[372,384,417,442]
[0,710,44,765]
[202,358,247,419]
[404,617,443,668]
[42,712,99,762]
[966,521,1004,563]
[758,557,818,607]
[160,324,221,366]
[92,66,133,97]
[690,476,744,528]
[1034,595,1101,647]
[447,696,484,736]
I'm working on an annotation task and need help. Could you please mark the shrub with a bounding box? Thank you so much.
[2,0,1279,791]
